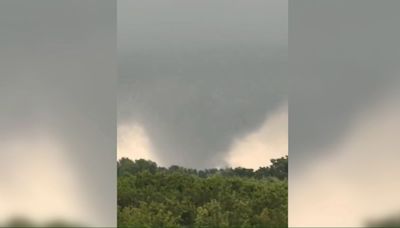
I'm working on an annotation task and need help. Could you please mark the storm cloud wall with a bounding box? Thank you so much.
[118,0,288,168]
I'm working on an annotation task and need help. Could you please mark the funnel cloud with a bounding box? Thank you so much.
[118,0,288,168]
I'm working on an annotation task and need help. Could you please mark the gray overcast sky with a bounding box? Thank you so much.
[118,0,288,168]
[290,0,400,171]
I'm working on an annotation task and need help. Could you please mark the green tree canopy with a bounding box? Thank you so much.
[118,156,288,227]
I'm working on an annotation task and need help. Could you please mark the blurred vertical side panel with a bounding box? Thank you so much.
[290,0,400,227]
[0,0,116,227]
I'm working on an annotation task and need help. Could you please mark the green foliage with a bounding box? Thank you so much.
[195,200,229,227]
[255,155,288,180]
[119,202,180,228]
[118,157,288,227]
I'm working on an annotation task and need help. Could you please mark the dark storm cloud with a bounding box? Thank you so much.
[290,0,400,171]
[0,1,116,226]
[118,0,287,168]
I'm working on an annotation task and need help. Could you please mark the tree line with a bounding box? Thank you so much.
[118,156,288,227]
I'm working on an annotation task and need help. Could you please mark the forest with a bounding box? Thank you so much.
[118,156,288,227]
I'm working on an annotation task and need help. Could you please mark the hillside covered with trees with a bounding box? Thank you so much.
[118,156,288,227]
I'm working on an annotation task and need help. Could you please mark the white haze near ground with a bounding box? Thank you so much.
[290,84,400,227]
[226,102,288,169]
[117,103,288,170]
[0,130,88,225]
[117,124,161,165]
